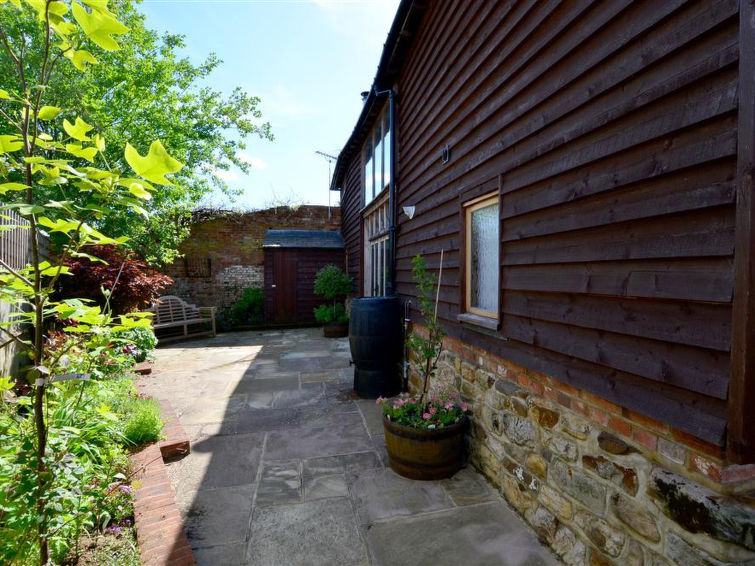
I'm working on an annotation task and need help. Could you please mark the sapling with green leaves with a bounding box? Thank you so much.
[378,252,468,430]
[0,1,182,562]
[313,264,352,324]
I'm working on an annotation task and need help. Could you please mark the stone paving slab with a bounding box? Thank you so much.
[365,502,560,566]
[350,467,455,525]
[145,328,561,565]
[247,498,369,566]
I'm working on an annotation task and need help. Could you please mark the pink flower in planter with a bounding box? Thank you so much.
[422,412,432,420]
[450,391,459,399]
[431,395,439,403]
[445,402,454,410]
[429,407,437,415]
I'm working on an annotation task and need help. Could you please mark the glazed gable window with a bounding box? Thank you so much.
[364,107,391,206]
[464,193,499,320]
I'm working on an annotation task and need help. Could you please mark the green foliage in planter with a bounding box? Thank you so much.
[313,264,352,300]
[406,254,446,400]
[378,389,468,430]
[314,303,348,324]
[313,265,352,324]
[120,397,163,445]
[378,254,468,430]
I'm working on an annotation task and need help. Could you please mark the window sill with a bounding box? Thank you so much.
[457,313,499,330]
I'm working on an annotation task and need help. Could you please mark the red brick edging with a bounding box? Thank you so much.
[130,400,195,566]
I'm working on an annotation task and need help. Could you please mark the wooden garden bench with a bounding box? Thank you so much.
[148,295,216,342]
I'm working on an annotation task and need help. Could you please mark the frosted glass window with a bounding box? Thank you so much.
[465,197,499,317]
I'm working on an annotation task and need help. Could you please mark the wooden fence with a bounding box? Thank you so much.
[0,209,39,378]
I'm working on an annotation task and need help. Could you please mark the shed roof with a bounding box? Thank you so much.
[262,230,344,249]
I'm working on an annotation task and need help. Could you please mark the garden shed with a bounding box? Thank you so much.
[262,229,346,325]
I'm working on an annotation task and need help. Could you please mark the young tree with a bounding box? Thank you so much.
[0,1,183,561]
[0,0,273,265]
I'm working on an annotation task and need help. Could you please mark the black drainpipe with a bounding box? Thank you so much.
[374,86,396,296]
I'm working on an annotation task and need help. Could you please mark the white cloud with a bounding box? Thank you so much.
[238,153,268,170]
[211,166,240,182]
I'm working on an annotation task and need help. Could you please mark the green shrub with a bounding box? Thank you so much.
[313,265,352,300]
[221,287,264,329]
[0,378,136,564]
[313,265,352,324]
[114,326,158,363]
[314,303,348,324]
[120,397,163,445]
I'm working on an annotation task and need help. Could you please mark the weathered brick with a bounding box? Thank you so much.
[631,427,658,452]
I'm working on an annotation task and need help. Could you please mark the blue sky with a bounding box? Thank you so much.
[138,0,400,210]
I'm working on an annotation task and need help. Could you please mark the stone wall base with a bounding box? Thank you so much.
[408,325,755,565]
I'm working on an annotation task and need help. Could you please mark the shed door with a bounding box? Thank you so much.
[272,250,297,323]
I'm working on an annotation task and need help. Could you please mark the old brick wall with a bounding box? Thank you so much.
[409,324,755,566]
[165,205,341,310]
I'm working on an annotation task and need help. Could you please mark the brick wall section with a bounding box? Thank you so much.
[130,398,194,565]
[409,324,755,565]
[165,205,341,309]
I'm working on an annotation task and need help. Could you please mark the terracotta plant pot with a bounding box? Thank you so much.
[323,321,349,338]
[383,415,468,480]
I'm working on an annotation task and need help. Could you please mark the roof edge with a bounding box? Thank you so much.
[329,0,425,190]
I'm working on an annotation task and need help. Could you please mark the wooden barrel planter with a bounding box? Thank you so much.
[323,321,349,338]
[383,416,468,480]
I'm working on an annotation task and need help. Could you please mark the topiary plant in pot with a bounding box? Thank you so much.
[377,252,469,480]
[313,264,352,337]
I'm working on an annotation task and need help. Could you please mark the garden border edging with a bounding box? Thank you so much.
[129,399,195,565]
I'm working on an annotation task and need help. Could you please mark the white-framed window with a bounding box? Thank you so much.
[464,193,499,319]
[364,195,389,296]
[364,106,391,207]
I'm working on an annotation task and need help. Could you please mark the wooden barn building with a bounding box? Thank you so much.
[331,1,755,563]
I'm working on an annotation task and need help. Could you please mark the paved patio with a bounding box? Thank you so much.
[138,328,560,565]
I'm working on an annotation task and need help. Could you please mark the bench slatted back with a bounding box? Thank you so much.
[151,295,201,325]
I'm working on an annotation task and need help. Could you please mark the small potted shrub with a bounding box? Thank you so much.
[313,264,352,338]
[377,253,469,480]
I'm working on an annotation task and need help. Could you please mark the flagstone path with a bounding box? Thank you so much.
[138,328,560,566]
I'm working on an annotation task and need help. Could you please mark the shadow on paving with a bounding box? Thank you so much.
[139,328,561,566]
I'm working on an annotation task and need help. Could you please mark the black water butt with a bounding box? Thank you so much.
[349,296,402,398]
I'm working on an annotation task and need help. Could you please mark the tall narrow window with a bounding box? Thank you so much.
[364,140,373,205]
[464,194,499,318]
[363,196,389,296]
[363,105,391,207]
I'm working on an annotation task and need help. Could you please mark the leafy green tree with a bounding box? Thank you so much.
[0,0,273,265]
[0,1,186,561]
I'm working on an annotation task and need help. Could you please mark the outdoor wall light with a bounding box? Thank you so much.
[403,205,416,219]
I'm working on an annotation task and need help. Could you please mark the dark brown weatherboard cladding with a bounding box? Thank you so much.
[340,1,741,447]
[341,158,365,294]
